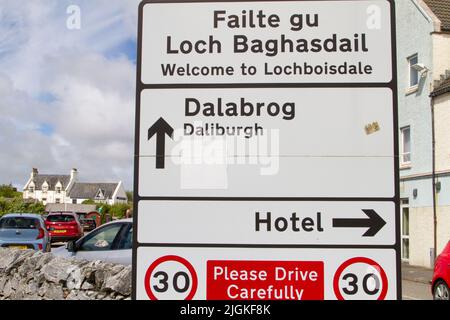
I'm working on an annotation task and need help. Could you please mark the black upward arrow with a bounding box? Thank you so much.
[148,117,174,169]
[332,209,386,237]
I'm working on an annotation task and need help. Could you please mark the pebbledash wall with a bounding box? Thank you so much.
[0,249,131,300]
[396,0,450,268]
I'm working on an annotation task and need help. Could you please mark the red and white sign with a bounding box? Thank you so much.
[144,255,198,300]
[136,247,397,300]
[333,257,388,300]
[207,260,324,300]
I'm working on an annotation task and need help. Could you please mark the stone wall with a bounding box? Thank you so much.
[0,248,131,300]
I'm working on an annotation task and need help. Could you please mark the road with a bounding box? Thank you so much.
[402,280,432,300]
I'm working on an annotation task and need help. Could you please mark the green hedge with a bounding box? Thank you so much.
[0,198,46,217]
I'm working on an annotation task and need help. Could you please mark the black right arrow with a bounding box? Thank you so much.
[332,209,386,237]
[148,117,174,169]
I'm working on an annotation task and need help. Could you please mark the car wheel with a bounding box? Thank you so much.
[433,280,450,300]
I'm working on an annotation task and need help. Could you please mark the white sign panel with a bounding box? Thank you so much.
[138,87,395,197]
[136,247,398,300]
[141,1,393,84]
[137,201,395,245]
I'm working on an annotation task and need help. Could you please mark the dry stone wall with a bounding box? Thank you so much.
[0,248,131,300]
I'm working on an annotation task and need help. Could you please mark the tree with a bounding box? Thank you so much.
[0,184,21,199]
[126,191,133,203]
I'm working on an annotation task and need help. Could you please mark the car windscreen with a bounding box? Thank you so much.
[0,217,40,229]
[46,215,75,223]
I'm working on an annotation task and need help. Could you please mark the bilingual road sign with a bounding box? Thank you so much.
[133,0,400,300]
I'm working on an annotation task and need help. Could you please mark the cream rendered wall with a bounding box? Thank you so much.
[432,33,450,80]
[409,207,434,267]
[434,93,450,259]
[435,94,450,172]
[436,206,450,255]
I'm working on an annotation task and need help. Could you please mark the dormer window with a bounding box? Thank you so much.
[95,189,105,200]
[29,187,34,193]
[56,187,62,194]
[42,185,48,192]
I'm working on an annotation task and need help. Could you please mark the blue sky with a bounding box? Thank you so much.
[0,0,140,190]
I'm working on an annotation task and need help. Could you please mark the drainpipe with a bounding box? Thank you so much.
[430,94,437,265]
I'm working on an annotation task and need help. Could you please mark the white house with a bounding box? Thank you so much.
[22,168,77,205]
[23,168,127,205]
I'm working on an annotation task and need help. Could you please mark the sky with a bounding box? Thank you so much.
[0,0,140,190]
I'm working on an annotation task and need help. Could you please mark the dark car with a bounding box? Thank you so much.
[432,241,450,300]
[79,217,97,232]
[45,212,83,243]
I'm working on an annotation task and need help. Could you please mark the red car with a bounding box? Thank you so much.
[432,240,450,300]
[45,212,83,243]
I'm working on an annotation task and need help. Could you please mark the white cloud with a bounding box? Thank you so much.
[0,0,140,190]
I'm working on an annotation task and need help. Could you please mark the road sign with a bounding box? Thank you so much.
[136,247,397,300]
[133,0,400,300]
[137,200,394,246]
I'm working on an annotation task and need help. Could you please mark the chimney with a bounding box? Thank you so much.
[31,168,38,179]
[71,168,78,181]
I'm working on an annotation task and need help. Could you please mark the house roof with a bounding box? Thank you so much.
[45,203,97,214]
[431,76,450,97]
[424,0,450,31]
[31,175,71,190]
[68,182,119,200]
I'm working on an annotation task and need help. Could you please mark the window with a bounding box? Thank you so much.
[29,187,34,193]
[46,214,75,223]
[56,187,61,194]
[117,226,133,250]
[401,126,411,166]
[0,217,40,230]
[78,224,123,251]
[55,199,61,204]
[72,199,77,204]
[401,200,410,261]
[408,54,419,88]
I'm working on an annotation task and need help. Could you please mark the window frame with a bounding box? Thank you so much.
[407,54,419,92]
[401,199,410,262]
[75,222,129,252]
[400,126,412,167]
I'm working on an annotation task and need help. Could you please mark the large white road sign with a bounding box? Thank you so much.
[133,0,400,301]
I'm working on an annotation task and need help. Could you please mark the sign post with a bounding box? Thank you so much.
[133,0,400,300]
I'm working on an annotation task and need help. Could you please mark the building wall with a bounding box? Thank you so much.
[409,206,434,267]
[112,182,128,205]
[435,94,450,172]
[432,33,450,80]
[397,0,434,178]
[409,205,450,267]
[396,0,435,268]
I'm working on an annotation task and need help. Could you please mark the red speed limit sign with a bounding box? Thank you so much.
[333,257,388,300]
[144,255,198,300]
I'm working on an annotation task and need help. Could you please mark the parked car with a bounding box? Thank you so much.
[431,240,450,300]
[52,218,132,265]
[80,218,97,232]
[76,213,97,232]
[0,213,51,252]
[45,212,83,243]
